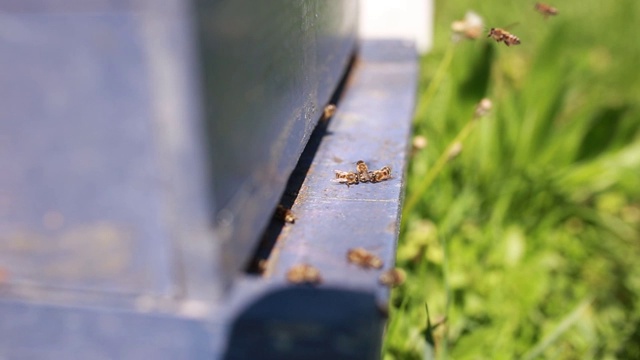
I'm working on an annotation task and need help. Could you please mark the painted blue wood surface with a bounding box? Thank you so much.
[0,37,416,359]
[0,0,357,301]
[0,0,221,302]
[196,0,358,277]
[266,41,418,312]
[0,0,416,357]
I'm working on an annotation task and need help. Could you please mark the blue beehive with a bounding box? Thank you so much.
[0,1,417,358]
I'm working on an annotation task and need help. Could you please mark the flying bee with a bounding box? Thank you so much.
[334,170,359,187]
[370,166,392,183]
[378,268,406,288]
[275,204,296,224]
[487,28,521,46]
[286,264,323,285]
[347,247,384,269]
[356,160,372,183]
[535,2,558,18]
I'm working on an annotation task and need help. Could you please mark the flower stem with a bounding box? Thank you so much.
[413,43,456,126]
[402,117,478,221]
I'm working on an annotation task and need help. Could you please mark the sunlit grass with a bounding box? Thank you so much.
[385,0,640,359]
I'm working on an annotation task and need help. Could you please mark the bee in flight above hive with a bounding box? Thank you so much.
[535,2,558,18]
[487,27,521,46]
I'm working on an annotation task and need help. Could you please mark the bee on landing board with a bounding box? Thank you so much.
[347,247,384,269]
[333,162,392,186]
[487,28,521,46]
[356,160,372,183]
[535,2,558,18]
[370,166,392,183]
[322,104,337,121]
[334,170,359,187]
[286,264,323,285]
[275,204,296,224]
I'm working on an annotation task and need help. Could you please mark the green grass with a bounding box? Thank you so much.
[384,0,640,359]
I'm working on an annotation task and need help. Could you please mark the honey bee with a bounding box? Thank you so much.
[334,170,359,187]
[356,160,372,183]
[334,162,392,186]
[370,166,392,183]
[347,247,383,269]
[275,204,296,224]
[378,268,406,288]
[535,2,558,18]
[286,264,323,285]
[487,28,521,46]
[322,104,337,121]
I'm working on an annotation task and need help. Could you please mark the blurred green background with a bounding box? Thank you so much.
[384,0,640,359]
